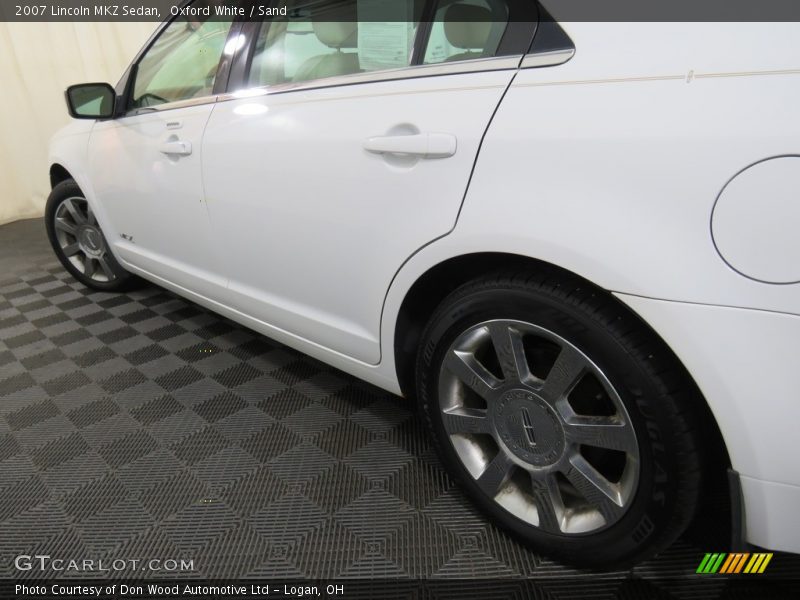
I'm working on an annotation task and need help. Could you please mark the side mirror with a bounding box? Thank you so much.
[65,83,116,119]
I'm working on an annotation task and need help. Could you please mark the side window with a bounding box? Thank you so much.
[423,0,509,64]
[249,0,421,87]
[132,1,234,108]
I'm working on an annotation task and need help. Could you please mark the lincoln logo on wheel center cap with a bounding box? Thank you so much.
[79,227,103,256]
[495,389,566,467]
[521,408,537,447]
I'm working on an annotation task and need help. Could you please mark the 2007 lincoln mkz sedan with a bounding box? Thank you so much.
[45,0,800,567]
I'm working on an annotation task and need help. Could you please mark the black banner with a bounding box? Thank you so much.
[4,578,800,600]
[4,0,800,22]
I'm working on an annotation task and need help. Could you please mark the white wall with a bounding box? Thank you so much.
[0,22,157,226]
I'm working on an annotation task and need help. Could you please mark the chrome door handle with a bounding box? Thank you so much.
[364,133,457,159]
[159,140,193,156]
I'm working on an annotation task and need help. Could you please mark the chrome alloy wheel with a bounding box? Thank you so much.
[438,319,640,535]
[53,197,117,282]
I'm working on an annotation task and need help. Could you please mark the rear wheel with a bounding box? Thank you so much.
[416,271,702,568]
[45,179,139,291]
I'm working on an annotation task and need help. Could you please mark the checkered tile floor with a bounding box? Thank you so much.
[1,218,797,595]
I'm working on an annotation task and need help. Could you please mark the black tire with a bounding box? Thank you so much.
[416,270,703,568]
[45,179,140,292]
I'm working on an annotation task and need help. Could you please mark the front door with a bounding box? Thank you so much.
[202,0,531,364]
[89,4,235,294]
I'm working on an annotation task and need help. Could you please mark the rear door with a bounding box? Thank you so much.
[202,0,537,363]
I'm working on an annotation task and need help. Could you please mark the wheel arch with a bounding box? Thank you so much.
[49,163,74,189]
[392,251,731,471]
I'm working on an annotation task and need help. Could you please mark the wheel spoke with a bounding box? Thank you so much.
[62,243,81,257]
[83,257,96,278]
[476,452,514,497]
[445,350,500,399]
[541,346,586,403]
[488,322,531,383]
[63,199,87,225]
[441,407,491,435]
[86,203,97,226]
[564,454,624,523]
[97,256,115,280]
[564,416,637,453]
[531,473,562,533]
[55,218,77,235]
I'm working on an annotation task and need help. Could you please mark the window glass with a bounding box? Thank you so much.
[423,0,509,65]
[249,0,420,87]
[132,1,234,108]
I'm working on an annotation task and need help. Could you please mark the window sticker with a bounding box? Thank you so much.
[357,0,415,71]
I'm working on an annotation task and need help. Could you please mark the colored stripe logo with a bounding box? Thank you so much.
[696,552,773,574]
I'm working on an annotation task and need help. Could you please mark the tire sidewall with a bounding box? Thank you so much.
[417,285,687,567]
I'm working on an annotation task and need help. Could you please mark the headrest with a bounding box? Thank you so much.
[313,21,358,48]
[444,4,493,50]
[310,0,358,48]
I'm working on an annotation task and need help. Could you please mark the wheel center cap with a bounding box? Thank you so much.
[78,226,104,257]
[495,389,565,467]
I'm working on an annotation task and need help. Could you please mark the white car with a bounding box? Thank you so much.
[46,0,800,568]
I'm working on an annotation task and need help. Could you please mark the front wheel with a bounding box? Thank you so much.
[45,179,139,292]
[416,271,702,568]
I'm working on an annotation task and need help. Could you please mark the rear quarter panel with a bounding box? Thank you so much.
[455,22,800,314]
[381,22,800,383]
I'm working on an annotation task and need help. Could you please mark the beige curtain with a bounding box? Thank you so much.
[0,22,157,226]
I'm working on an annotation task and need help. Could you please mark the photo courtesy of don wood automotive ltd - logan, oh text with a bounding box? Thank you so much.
[1,0,800,599]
